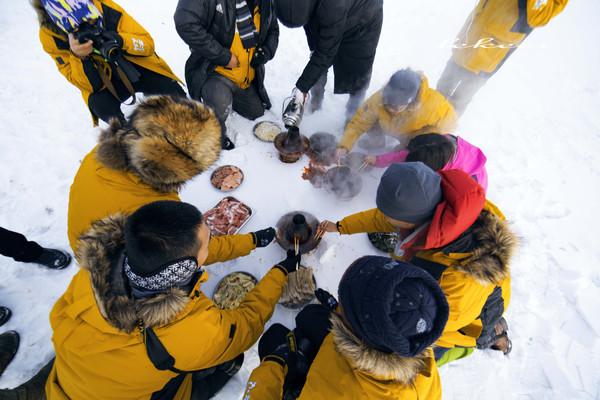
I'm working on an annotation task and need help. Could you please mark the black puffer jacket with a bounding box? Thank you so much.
[174,0,279,107]
[277,0,383,94]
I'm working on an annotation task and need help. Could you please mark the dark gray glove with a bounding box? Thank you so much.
[315,288,338,311]
[274,250,301,275]
[252,227,276,248]
[251,47,271,67]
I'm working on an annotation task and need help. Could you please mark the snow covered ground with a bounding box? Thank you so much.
[1,0,599,398]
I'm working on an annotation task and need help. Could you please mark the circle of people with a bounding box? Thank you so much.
[0,0,567,398]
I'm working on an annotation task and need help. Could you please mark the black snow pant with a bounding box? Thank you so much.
[0,227,43,263]
[88,65,186,124]
[0,358,54,400]
[436,60,489,116]
[201,73,265,138]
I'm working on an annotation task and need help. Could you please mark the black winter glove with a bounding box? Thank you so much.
[274,250,301,275]
[252,227,276,248]
[250,47,270,68]
[102,30,124,49]
[258,323,292,367]
[314,288,338,311]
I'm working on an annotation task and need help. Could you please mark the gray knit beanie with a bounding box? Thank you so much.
[376,162,442,223]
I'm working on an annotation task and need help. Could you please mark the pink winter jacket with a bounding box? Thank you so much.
[374,136,488,192]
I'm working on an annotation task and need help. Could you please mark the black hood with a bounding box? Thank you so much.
[275,0,317,27]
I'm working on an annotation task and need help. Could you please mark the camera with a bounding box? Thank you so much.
[75,22,121,63]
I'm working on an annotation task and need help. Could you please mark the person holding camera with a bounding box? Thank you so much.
[34,0,185,125]
[174,0,279,150]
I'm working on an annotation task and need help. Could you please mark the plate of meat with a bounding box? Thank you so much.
[204,197,253,236]
[211,165,244,192]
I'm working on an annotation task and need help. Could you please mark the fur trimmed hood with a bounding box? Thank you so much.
[96,96,222,193]
[76,213,191,333]
[446,209,517,285]
[330,313,432,386]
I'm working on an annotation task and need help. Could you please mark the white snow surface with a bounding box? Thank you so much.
[1,0,599,398]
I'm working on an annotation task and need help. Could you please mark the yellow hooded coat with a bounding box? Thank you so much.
[339,77,457,151]
[336,202,516,350]
[243,314,441,399]
[34,0,181,124]
[46,215,287,400]
[452,0,568,75]
[67,96,251,266]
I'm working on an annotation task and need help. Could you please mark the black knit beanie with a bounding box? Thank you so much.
[274,0,317,28]
[338,256,449,357]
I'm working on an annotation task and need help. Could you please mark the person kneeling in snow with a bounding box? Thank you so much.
[68,95,277,265]
[174,0,280,150]
[34,0,185,125]
[318,162,517,364]
[338,69,457,154]
[243,256,449,399]
[46,200,300,399]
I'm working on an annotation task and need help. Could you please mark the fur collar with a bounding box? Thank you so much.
[330,313,431,386]
[76,214,190,333]
[96,96,222,194]
[446,210,517,285]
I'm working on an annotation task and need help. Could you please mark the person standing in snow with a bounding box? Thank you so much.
[317,162,517,365]
[174,0,280,150]
[243,256,449,400]
[0,227,71,270]
[45,200,300,399]
[338,69,457,155]
[275,0,384,127]
[0,227,71,379]
[67,95,277,263]
[34,0,185,125]
[437,0,568,115]
[365,133,488,192]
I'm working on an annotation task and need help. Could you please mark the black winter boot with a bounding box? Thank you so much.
[0,307,12,327]
[0,331,20,377]
[34,248,72,270]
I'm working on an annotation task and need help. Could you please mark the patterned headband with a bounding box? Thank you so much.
[124,256,199,291]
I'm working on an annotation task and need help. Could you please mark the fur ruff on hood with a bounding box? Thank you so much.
[76,213,191,333]
[96,96,222,193]
[446,209,518,286]
[330,313,431,386]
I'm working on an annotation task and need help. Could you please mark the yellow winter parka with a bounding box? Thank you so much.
[68,146,253,266]
[243,313,441,399]
[452,0,568,74]
[46,214,287,400]
[66,97,245,266]
[336,202,516,351]
[33,0,180,124]
[339,77,457,151]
